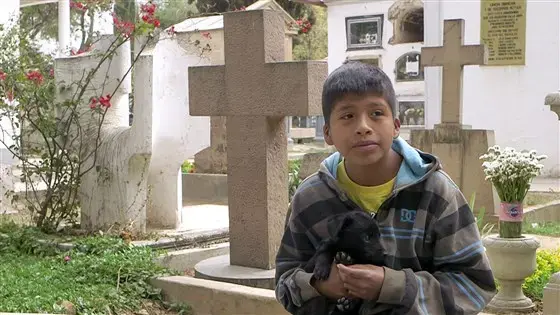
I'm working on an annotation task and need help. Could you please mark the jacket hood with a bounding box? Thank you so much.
[318,137,440,192]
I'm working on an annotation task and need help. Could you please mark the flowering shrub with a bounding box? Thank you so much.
[0,1,164,232]
[522,248,560,300]
[290,18,313,34]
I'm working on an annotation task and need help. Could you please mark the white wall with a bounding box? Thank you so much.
[0,0,20,165]
[424,0,560,176]
[146,33,211,228]
[326,0,425,138]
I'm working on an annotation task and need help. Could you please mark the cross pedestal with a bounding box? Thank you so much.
[410,19,499,223]
[188,9,327,289]
[542,91,560,315]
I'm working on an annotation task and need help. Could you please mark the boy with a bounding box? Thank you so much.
[275,61,496,314]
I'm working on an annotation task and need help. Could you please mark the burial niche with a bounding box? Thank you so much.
[395,51,423,81]
[388,0,424,44]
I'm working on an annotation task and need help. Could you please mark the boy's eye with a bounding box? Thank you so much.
[371,110,384,117]
[341,114,353,120]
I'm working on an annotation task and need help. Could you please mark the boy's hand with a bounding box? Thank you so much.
[312,261,347,299]
[337,264,385,301]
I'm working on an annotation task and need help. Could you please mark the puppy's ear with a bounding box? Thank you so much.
[327,214,352,242]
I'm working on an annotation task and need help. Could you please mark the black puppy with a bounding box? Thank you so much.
[295,210,386,315]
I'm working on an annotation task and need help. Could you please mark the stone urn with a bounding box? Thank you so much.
[482,234,541,312]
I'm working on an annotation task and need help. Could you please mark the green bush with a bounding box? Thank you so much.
[288,159,302,201]
[181,160,194,173]
[0,224,183,314]
[522,248,560,300]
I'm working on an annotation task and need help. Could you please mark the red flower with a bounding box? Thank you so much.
[64,255,71,263]
[167,26,177,36]
[6,90,14,102]
[0,71,6,81]
[89,97,98,109]
[70,0,87,12]
[99,94,112,108]
[202,32,212,39]
[25,70,44,85]
[112,13,135,38]
[139,1,160,28]
[141,2,156,16]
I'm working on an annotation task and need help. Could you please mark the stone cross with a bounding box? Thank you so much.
[421,19,487,125]
[189,9,327,270]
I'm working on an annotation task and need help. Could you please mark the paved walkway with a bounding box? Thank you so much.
[176,203,560,250]
[530,177,560,192]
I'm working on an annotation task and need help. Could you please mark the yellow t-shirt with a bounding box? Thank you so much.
[336,159,395,214]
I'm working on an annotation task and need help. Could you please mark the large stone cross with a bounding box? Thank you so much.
[188,9,327,270]
[421,19,488,125]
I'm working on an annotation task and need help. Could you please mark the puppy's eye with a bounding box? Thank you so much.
[363,234,370,242]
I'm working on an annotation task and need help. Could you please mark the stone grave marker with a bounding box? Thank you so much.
[194,117,227,174]
[188,9,327,271]
[410,19,500,222]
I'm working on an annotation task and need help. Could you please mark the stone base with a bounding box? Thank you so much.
[182,172,228,205]
[194,254,276,290]
[150,276,289,315]
[485,294,535,313]
[410,127,500,223]
[155,242,230,272]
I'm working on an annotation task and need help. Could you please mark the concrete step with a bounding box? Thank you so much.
[150,276,289,315]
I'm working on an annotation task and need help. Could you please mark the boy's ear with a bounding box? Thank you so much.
[393,118,401,139]
[324,124,333,145]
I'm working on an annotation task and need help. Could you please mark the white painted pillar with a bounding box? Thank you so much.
[423,0,442,129]
[0,0,20,163]
[58,0,71,55]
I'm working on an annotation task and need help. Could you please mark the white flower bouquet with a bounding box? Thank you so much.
[480,145,547,238]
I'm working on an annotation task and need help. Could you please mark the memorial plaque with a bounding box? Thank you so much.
[480,0,527,66]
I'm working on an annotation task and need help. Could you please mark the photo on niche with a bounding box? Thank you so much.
[395,52,424,81]
[345,14,383,50]
[398,101,425,126]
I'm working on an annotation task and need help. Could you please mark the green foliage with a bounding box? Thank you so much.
[154,0,200,29]
[181,160,195,173]
[522,249,560,300]
[468,193,495,238]
[523,221,560,237]
[187,0,314,21]
[0,224,179,314]
[292,6,328,61]
[288,159,302,201]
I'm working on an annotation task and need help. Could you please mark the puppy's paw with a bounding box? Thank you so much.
[313,263,331,280]
[335,251,354,265]
[336,296,359,312]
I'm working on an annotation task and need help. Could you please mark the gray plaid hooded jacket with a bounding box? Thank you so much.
[275,137,497,315]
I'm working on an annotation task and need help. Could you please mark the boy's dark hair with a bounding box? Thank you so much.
[322,60,397,125]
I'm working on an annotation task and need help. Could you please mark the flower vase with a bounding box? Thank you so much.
[498,201,524,238]
[482,235,540,312]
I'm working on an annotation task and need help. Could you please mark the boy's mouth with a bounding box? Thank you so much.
[353,140,379,149]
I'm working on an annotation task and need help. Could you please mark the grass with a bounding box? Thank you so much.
[524,191,560,207]
[0,221,191,315]
[523,221,560,237]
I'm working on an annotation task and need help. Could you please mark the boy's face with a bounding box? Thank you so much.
[323,93,400,167]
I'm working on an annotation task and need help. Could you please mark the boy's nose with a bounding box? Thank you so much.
[355,116,373,135]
